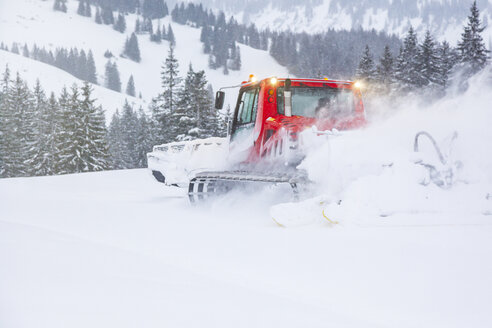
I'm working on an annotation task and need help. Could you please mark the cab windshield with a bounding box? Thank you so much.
[277,86,355,119]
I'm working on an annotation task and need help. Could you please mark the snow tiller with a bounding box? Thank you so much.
[147,76,366,202]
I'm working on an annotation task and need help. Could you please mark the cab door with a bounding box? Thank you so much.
[229,87,259,162]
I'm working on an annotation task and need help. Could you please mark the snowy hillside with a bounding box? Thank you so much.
[192,0,492,45]
[0,0,289,115]
[0,49,145,120]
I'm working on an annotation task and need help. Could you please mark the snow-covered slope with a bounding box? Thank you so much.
[0,49,145,120]
[0,0,289,116]
[192,0,492,45]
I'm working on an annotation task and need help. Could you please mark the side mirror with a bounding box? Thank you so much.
[215,91,225,110]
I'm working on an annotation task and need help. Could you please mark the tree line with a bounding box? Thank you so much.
[0,67,155,178]
[170,2,399,78]
[355,1,490,98]
[1,43,98,84]
[0,42,139,98]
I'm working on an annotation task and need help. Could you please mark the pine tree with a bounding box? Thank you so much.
[135,108,154,167]
[126,75,136,96]
[79,82,109,171]
[54,86,72,174]
[53,0,67,13]
[77,49,88,81]
[77,0,86,16]
[108,110,125,169]
[457,1,490,76]
[22,44,30,57]
[375,45,394,93]
[11,43,19,54]
[95,6,102,24]
[4,73,35,177]
[105,60,121,92]
[437,41,458,90]
[0,66,11,177]
[84,0,92,17]
[167,24,176,46]
[356,45,376,83]
[192,70,216,138]
[172,64,196,141]
[119,100,139,168]
[31,81,56,176]
[123,33,141,62]
[86,50,97,84]
[101,5,114,25]
[417,30,440,91]
[59,83,109,173]
[394,26,421,92]
[159,44,181,115]
[113,12,126,33]
[230,46,241,70]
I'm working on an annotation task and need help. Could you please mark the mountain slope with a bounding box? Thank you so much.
[192,0,492,45]
[0,0,289,113]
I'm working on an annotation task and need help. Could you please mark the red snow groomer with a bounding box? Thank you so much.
[148,76,366,202]
[186,76,366,202]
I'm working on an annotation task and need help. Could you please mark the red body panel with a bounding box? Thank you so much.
[231,78,366,165]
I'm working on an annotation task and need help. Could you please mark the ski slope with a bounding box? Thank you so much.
[1,69,492,327]
[0,0,289,117]
[1,168,492,328]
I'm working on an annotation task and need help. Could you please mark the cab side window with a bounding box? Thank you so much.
[237,88,259,125]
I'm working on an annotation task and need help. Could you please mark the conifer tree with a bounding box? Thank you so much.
[84,0,92,17]
[86,50,97,84]
[11,43,19,54]
[167,24,176,46]
[123,33,141,62]
[31,81,56,176]
[101,5,114,25]
[79,82,109,171]
[77,49,88,81]
[108,110,125,169]
[22,44,30,57]
[172,64,196,140]
[417,30,440,90]
[0,66,11,177]
[375,45,394,93]
[4,74,35,177]
[437,41,457,90]
[230,46,241,70]
[159,44,181,115]
[54,86,72,174]
[457,1,490,76]
[95,6,102,24]
[119,100,139,168]
[77,0,86,16]
[356,45,376,83]
[105,60,121,92]
[114,12,126,33]
[53,0,67,13]
[135,108,154,167]
[126,75,136,96]
[394,26,421,92]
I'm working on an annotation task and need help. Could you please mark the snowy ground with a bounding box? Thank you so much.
[1,70,492,327]
[1,169,491,328]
